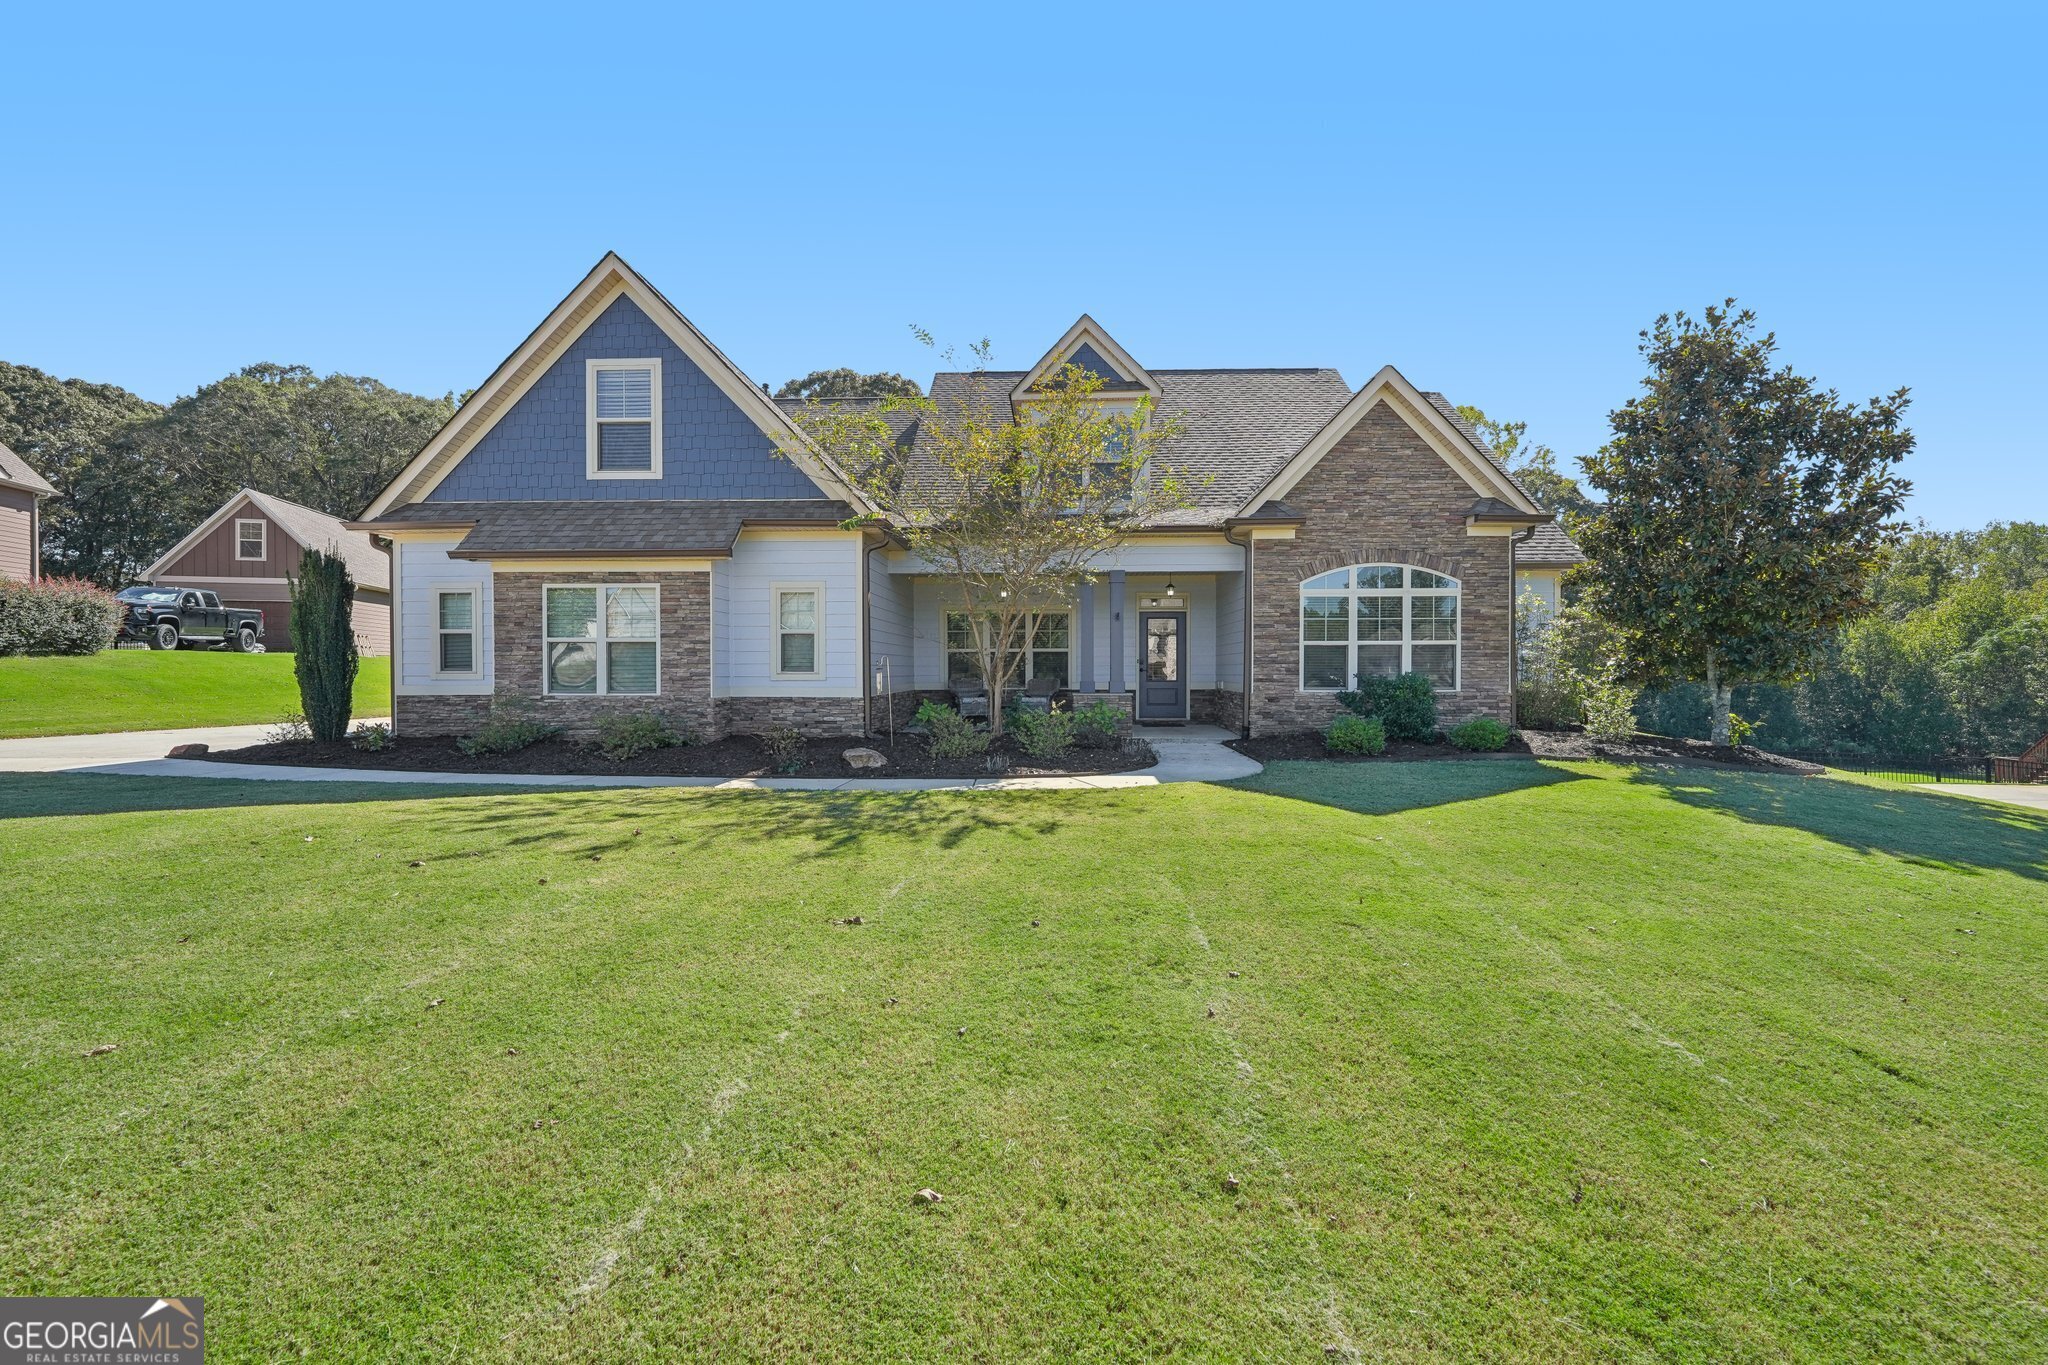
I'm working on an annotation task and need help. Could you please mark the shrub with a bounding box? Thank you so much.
[1071,699,1123,748]
[349,722,393,752]
[457,707,560,756]
[1448,718,1511,752]
[290,549,359,742]
[267,711,312,744]
[1582,678,1641,743]
[1338,671,1437,741]
[1325,714,1386,755]
[761,725,806,774]
[915,700,992,760]
[0,576,121,656]
[1011,706,1077,761]
[595,712,686,761]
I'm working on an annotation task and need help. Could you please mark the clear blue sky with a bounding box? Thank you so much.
[5,3,2040,530]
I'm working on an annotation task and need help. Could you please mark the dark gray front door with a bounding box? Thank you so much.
[1138,612,1187,720]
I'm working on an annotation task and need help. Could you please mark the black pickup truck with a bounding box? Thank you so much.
[115,586,267,652]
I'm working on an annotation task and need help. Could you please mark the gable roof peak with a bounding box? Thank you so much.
[359,254,867,518]
[1011,314,1160,403]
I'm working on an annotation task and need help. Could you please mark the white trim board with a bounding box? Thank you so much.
[362,254,868,516]
[1240,365,1542,517]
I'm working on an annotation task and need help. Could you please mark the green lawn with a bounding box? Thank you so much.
[2,761,2044,1360]
[0,650,390,737]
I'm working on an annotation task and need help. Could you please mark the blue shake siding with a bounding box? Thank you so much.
[427,295,826,502]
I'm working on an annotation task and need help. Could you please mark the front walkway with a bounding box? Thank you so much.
[0,721,1260,792]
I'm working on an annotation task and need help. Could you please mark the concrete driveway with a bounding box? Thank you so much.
[0,721,390,774]
[1920,784,2048,813]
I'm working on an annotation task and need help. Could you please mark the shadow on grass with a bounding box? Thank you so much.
[1632,768,2048,882]
[1228,756,1588,816]
[0,772,557,820]
[427,788,1066,861]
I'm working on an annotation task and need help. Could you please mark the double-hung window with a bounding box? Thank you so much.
[944,610,1071,688]
[434,588,480,677]
[586,359,662,478]
[773,586,822,677]
[544,584,659,694]
[1300,565,1460,691]
[235,518,266,560]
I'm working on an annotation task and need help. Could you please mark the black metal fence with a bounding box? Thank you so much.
[1768,750,1993,784]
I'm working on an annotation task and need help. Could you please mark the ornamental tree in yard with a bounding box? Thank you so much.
[290,549,360,742]
[784,348,1190,729]
[1577,302,1914,745]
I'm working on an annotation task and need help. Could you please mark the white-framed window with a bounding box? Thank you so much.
[944,610,1071,688]
[585,358,663,479]
[543,584,659,695]
[772,584,824,678]
[1300,565,1460,692]
[235,518,266,560]
[433,587,480,678]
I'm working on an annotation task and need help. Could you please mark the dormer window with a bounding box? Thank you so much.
[586,359,662,479]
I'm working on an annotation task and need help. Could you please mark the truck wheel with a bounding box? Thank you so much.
[231,625,259,653]
[150,622,181,651]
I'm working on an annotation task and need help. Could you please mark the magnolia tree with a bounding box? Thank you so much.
[1577,302,1913,745]
[784,352,1190,729]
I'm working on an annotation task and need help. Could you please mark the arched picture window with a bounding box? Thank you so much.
[1299,565,1459,691]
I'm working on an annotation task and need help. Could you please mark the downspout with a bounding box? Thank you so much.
[381,536,398,733]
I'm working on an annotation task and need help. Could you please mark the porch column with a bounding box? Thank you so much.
[1076,582,1096,691]
[1108,570,1126,695]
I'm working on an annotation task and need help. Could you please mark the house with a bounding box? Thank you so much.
[142,488,392,654]
[1512,523,1585,622]
[354,254,1584,739]
[0,441,57,582]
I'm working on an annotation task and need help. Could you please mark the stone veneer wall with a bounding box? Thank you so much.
[491,570,716,737]
[1248,402,1515,735]
[394,693,492,736]
[715,695,865,738]
[1192,688,1244,730]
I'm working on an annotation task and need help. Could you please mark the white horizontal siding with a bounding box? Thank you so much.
[396,539,492,694]
[715,530,862,697]
[868,550,914,693]
[1214,570,1245,692]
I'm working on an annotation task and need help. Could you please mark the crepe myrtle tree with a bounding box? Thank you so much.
[782,344,1191,730]
[1577,301,1914,746]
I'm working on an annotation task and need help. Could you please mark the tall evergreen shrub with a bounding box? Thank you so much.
[290,549,358,742]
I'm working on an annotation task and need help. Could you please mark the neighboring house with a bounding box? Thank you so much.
[354,254,1584,738]
[0,441,58,582]
[142,488,392,654]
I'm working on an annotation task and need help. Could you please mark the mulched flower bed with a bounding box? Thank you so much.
[1519,729,1825,774]
[200,733,1160,780]
[1228,733,1534,764]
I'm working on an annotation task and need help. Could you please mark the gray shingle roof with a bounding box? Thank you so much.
[365,499,852,558]
[240,489,390,590]
[1515,521,1587,566]
[906,368,1354,528]
[0,441,57,496]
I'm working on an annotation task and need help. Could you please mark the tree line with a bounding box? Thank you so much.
[0,360,459,585]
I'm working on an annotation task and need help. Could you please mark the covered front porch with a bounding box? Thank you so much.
[870,541,1251,728]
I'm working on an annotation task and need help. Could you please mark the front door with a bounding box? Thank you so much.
[1138,612,1187,720]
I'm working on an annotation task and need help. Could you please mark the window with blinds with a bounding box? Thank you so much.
[586,359,662,477]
